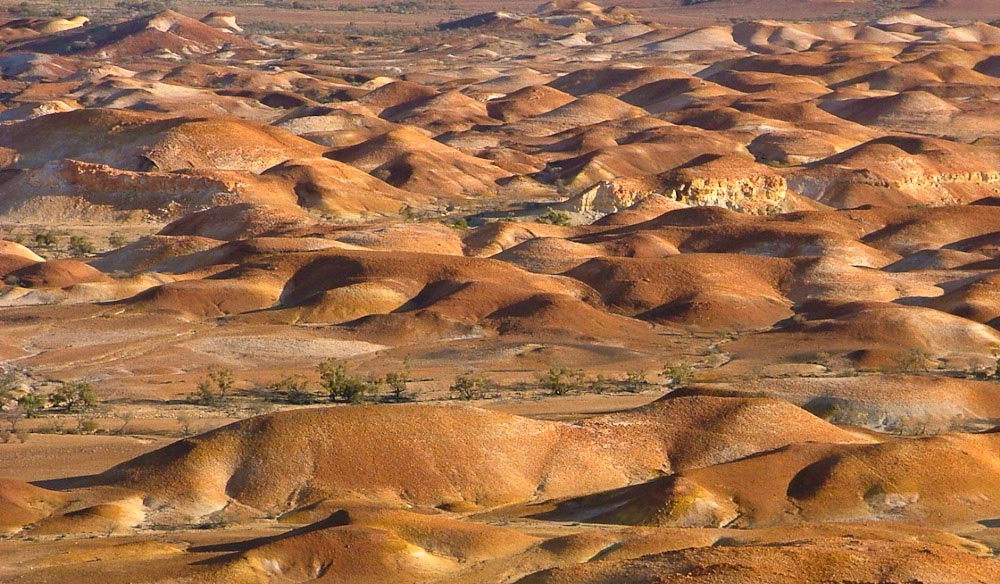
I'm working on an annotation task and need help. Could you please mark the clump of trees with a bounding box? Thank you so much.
[333,0,458,13]
[0,372,104,440]
[2,229,106,259]
[174,356,705,417]
[262,360,413,405]
[50,381,99,412]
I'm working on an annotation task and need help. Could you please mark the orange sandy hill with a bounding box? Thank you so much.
[438,0,645,34]
[486,84,576,122]
[8,10,254,58]
[0,16,89,42]
[103,244,655,343]
[787,135,1000,208]
[13,397,863,527]
[326,127,511,197]
[0,108,322,172]
[0,107,423,224]
[517,533,1000,583]
[683,374,1000,434]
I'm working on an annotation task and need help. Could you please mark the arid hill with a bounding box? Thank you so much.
[4,1,1000,582]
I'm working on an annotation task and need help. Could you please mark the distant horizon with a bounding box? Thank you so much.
[3,0,999,33]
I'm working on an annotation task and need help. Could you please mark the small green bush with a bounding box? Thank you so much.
[622,369,650,393]
[17,393,45,418]
[538,367,584,396]
[269,375,318,404]
[662,360,693,388]
[69,235,95,257]
[189,367,235,407]
[537,207,571,226]
[318,359,376,403]
[450,373,489,400]
[383,370,411,401]
[587,374,610,394]
[34,231,59,249]
[108,232,128,248]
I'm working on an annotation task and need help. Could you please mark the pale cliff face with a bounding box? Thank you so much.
[667,174,788,215]
[38,16,89,34]
[200,14,243,33]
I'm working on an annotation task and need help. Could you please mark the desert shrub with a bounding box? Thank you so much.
[0,370,15,389]
[50,382,99,412]
[76,417,100,435]
[189,380,221,407]
[269,375,318,404]
[400,204,419,221]
[538,367,584,396]
[0,371,17,402]
[247,402,276,418]
[207,367,235,396]
[587,374,610,394]
[0,404,24,434]
[177,414,194,436]
[369,375,386,401]
[662,360,693,388]
[188,367,235,407]
[537,207,571,226]
[622,369,650,393]
[450,373,489,400]
[0,371,41,417]
[804,396,883,430]
[108,232,128,248]
[117,411,134,435]
[2,395,37,439]
[318,359,376,403]
[34,231,59,249]
[263,0,319,8]
[69,236,95,257]
[894,349,931,373]
[383,369,412,402]
[17,393,45,418]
